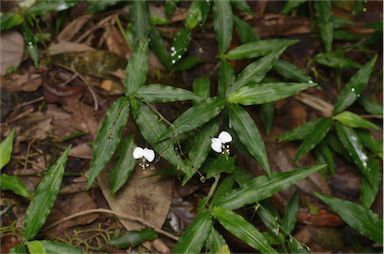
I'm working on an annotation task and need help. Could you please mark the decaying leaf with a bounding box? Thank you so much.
[0,31,24,76]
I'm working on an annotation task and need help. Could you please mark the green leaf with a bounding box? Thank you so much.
[131,0,150,43]
[124,40,149,96]
[287,237,308,254]
[27,1,75,16]
[335,122,373,185]
[0,174,31,198]
[216,164,325,210]
[282,191,299,233]
[228,82,316,105]
[171,27,192,64]
[315,192,383,243]
[23,146,71,240]
[231,0,253,14]
[228,49,289,93]
[211,176,235,206]
[137,84,200,103]
[359,96,383,116]
[0,12,23,31]
[23,22,39,67]
[211,207,277,253]
[206,156,236,179]
[218,60,234,97]
[133,102,190,175]
[149,27,172,69]
[333,55,377,114]
[228,104,270,176]
[255,202,280,234]
[317,141,335,175]
[186,120,220,182]
[165,0,179,16]
[27,241,46,254]
[9,244,26,254]
[109,136,136,193]
[87,97,130,189]
[108,228,158,248]
[193,77,211,101]
[276,119,321,142]
[206,227,230,254]
[38,240,82,254]
[159,97,226,141]
[273,60,312,83]
[87,0,122,13]
[186,0,210,29]
[225,39,298,60]
[172,56,204,71]
[260,103,274,135]
[315,0,333,52]
[314,53,361,69]
[0,130,15,170]
[233,16,259,44]
[356,129,381,156]
[281,0,307,15]
[333,111,380,130]
[360,159,381,209]
[325,132,351,161]
[295,118,333,161]
[213,0,233,53]
[173,212,212,254]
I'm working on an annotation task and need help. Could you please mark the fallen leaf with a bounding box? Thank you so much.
[48,41,94,55]
[0,31,24,76]
[16,112,53,142]
[69,143,92,159]
[1,73,42,92]
[57,15,92,41]
[105,25,130,58]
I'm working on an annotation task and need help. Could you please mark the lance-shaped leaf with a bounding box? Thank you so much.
[225,39,298,60]
[218,60,234,96]
[206,227,230,254]
[228,104,270,176]
[228,49,289,93]
[133,103,190,175]
[23,147,70,240]
[108,228,158,248]
[172,56,204,71]
[186,0,210,29]
[276,119,321,142]
[0,129,15,170]
[359,96,383,116]
[23,22,39,67]
[159,97,225,141]
[281,0,307,15]
[273,60,312,83]
[211,207,277,254]
[27,241,45,254]
[0,174,31,198]
[260,103,274,134]
[137,84,200,103]
[131,0,150,43]
[315,0,333,52]
[211,176,235,207]
[228,82,316,105]
[173,212,212,254]
[356,129,381,156]
[360,159,381,209]
[213,0,233,53]
[87,97,130,189]
[109,136,136,193]
[333,55,377,114]
[28,241,82,254]
[171,27,191,64]
[0,12,23,31]
[193,77,210,101]
[295,118,333,161]
[333,111,379,130]
[315,192,383,243]
[335,123,373,185]
[317,141,335,175]
[124,40,149,96]
[233,16,259,44]
[149,27,172,69]
[282,191,299,233]
[186,120,220,182]
[217,164,325,210]
[231,0,252,13]
[315,52,361,69]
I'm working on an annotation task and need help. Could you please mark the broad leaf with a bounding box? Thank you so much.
[333,111,379,130]
[333,55,377,114]
[159,97,226,141]
[186,0,210,29]
[171,27,191,64]
[23,147,70,240]
[124,40,149,96]
[27,241,46,254]
[110,136,136,193]
[0,12,23,31]
[29,240,82,254]
[149,27,172,69]
[173,212,212,254]
[193,77,211,101]
[87,97,130,189]
[360,159,381,209]
[206,156,236,179]
[225,39,298,60]
[108,228,158,248]
[276,119,320,142]
[228,104,270,176]
[0,174,31,198]
[131,0,150,43]
[217,164,325,210]
[211,176,235,207]
[315,192,383,243]
[213,0,233,53]
[218,60,235,97]
[0,129,15,170]
[273,60,312,83]
[282,191,299,233]
[295,118,333,161]
[211,207,277,253]
[233,16,259,43]
[137,84,200,103]
[315,0,333,52]
[206,227,230,254]
[228,82,316,105]
[315,52,361,69]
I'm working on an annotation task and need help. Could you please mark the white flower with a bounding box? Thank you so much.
[133,147,155,162]
[211,131,232,153]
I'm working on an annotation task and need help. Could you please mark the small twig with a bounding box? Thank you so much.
[76,15,115,43]
[45,208,179,241]
[12,96,44,110]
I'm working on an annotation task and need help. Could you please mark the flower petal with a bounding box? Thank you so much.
[211,138,223,153]
[133,147,144,159]
[218,131,232,143]
[143,148,155,162]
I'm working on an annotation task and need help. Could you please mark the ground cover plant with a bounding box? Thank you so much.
[0,0,382,253]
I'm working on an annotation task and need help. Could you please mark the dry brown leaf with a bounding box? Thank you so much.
[69,143,92,159]
[16,112,53,142]
[105,25,130,58]
[98,167,173,231]
[63,101,98,137]
[57,15,92,41]
[256,15,310,37]
[0,31,24,76]
[48,41,94,55]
